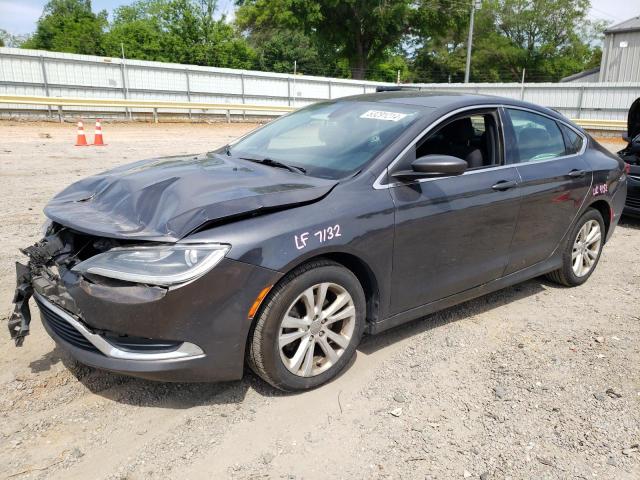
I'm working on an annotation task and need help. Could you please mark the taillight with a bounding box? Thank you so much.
[624,163,631,175]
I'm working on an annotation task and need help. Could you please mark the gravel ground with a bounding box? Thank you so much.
[0,121,638,480]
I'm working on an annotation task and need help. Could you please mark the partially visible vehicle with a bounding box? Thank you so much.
[618,97,640,217]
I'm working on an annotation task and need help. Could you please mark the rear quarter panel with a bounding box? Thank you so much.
[582,137,627,239]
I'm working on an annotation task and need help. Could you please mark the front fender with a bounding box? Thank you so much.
[185,178,396,318]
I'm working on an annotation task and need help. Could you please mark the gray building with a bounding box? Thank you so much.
[599,15,640,82]
[560,67,601,83]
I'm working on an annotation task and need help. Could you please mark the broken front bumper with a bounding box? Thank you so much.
[34,292,204,360]
[9,233,282,382]
[36,291,213,381]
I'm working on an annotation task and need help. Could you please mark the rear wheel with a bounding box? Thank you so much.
[248,260,366,391]
[546,208,605,287]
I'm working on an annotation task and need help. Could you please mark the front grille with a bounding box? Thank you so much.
[625,195,640,209]
[35,297,102,355]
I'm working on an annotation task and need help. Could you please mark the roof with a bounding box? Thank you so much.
[560,67,601,83]
[605,15,640,34]
[340,90,564,121]
[353,90,500,108]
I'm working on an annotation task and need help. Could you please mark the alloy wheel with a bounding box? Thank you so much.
[571,219,602,277]
[278,282,356,377]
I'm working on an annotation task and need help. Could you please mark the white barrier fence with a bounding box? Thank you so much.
[1,47,639,128]
[0,94,627,133]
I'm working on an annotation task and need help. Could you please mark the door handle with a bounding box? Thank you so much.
[567,169,586,178]
[491,180,517,191]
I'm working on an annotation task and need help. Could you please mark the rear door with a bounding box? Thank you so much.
[387,108,522,315]
[502,107,592,275]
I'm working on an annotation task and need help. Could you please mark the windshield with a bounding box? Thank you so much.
[228,101,424,179]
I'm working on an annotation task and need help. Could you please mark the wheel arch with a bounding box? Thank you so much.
[586,199,612,238]
[319,252,381,327]
[272,251,382,328]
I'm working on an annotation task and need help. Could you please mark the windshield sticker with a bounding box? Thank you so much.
[360,110,408,122]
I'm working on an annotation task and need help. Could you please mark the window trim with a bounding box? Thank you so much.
[502,107,585,165]
[558,122,585,156]
[373,104,588,190]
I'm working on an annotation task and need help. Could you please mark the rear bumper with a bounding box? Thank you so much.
[34,258,282,382]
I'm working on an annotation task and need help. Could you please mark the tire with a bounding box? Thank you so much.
[546,208,605,287]
[247,259,366,391]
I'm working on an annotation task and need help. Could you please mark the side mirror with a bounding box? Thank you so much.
[392,155,468,179]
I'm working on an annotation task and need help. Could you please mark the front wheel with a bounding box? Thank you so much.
[247,260,366,391]
[546,208,605,287]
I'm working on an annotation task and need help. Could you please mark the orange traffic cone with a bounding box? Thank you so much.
[92,119,107,146]
[75,121,88,146]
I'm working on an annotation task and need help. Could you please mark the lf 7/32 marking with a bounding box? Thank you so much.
[295,224,341,250]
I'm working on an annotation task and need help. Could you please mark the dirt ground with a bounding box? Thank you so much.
[0,121,638,480]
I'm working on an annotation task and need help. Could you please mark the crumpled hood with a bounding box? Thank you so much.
[44,152,337,242]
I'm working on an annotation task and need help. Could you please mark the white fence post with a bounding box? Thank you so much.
[576,86,585,119]
[185,68,192,120]
[39,55,52,118]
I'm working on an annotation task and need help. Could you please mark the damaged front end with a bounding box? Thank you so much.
[8,223,125,346]
[5,218,281,382]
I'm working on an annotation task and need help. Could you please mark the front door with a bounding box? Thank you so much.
[501,108,592,275]
[387,109,522,315]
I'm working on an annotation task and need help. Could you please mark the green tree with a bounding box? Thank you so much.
[408,1,471,83]
[369,52,410,83]
[484,0,596,80]
[103,0,255,68]
[102,2,167,61]
[22,0,107,54]
[252,30,323,74]
[236,0,420,79]
[411,0,604,83]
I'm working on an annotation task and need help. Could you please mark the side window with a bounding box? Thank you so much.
[414,112,500,170]
[506,109,565,163]
[559,123,584,155]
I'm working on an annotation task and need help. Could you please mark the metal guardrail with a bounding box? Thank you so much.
[0,94,294,122]
[0,95,627,132]
[572,118,627,131]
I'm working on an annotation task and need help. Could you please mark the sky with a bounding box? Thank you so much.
[0,0,236,34]
[0,0,638,36]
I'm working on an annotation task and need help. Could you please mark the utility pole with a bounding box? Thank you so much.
[464,0,482,84]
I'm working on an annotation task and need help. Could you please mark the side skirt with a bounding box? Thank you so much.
[368,253,562,335]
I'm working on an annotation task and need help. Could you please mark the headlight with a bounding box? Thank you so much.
[72,243,230,286]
